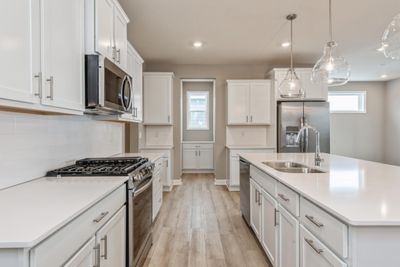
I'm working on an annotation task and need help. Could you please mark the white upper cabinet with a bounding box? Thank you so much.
[0,1,40,104]
[270,68,328,101]
[0,0,84,114]
[86,0,129,70]
[94,0,114,60]
[227,80,271,125]
[41,0,84,111]
[127,42,144,122]
[143,72,174,125]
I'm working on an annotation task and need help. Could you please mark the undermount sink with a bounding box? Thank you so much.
[262,161,326,174]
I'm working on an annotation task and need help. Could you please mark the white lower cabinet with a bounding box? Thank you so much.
[29,185,126,267]
[182,143,214,170]
[278,204,299,267]
[300,226,347,267]
[261,189,279,267]
[141,148,173,191]
[63,237,96,267]
[250,179,262,238]
[152,157,165,221]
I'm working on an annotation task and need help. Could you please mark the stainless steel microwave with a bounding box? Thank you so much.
[85,55,132,114]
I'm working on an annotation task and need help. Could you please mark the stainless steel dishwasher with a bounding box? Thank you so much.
[240,158,250,225]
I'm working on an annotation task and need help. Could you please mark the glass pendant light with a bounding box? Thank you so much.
[279,14,304,98]
[312,0,350,86]
[382,13,400,60]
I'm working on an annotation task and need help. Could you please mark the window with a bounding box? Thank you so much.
[187,91,209,130]
[328,91,366,113]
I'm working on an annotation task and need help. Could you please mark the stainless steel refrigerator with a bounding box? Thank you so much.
[277,101,330,153]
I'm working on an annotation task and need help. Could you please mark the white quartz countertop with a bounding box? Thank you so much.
[0,176,128,248]
[226,145,275,150]
[113,152,164,162]
[239,152,400,226]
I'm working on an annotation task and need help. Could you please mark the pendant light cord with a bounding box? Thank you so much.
[329,0,333,42]
[290,18,293,72]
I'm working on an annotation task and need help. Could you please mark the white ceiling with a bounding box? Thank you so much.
[118,0,400,81]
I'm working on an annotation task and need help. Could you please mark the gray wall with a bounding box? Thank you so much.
[330,82,386,162]
[384,78,400,165]
[144,63,271,180]
[182,81,214,142]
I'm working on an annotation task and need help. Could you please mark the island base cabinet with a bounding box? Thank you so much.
[63,237,96,267]
[278,205,299,267]
[261,189,279,267]
[300,226,346,267]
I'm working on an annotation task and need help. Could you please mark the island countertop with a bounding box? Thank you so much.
[239,152,400,226]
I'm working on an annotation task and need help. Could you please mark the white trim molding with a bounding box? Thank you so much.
[214,179,227,186]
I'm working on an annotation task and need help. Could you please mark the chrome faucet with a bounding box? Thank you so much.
[296,124,323,166]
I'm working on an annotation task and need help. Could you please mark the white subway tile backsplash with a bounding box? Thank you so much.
[0,112,124,190]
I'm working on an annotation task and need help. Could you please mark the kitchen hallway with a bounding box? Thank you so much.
[144,174,271,267]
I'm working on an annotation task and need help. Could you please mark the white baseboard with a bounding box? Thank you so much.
[182,170,215,174]
[173,179,183,186]
[227,185,240,192]
[214,179,227,186]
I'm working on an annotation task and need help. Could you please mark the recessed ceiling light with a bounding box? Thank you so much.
[281,42,291,48]
[381,74,388,79]
[193,41,203,48]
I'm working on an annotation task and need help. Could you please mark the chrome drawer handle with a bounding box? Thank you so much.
[93,244,100,267]
[305,215,324,228]
[93,211,109,223]
[305,238,324,254]
[278,193,290,202]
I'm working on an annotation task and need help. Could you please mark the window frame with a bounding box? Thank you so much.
[186,90,210,130]
[328,91,367,114]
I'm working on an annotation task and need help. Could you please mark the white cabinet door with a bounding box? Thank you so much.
[96,206,126,267]
[261,190,279,267]
[229,156,240,187]
[296,70,328,100]
[278,205,299,267]
[227,82,249,124]
[95,0,114,60]
[182,149,198,169]
[198,148,214,169]
[132,54,143,121]
[113,6,127,70]
[41,0,84,111]
[0,0,40,104]
[249,82,271,124]
[250,179,262,238]
[143,74,172,124]
[300,226,347,267]
[63,237,96,267]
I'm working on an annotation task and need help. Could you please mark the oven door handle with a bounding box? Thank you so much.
[133,177,153,197]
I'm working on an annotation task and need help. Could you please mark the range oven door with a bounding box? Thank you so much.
[128,177,153,267]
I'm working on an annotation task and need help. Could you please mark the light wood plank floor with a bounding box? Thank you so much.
[143,174,271,267]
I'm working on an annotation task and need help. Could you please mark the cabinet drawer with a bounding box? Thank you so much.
[300,225,347,267]
[30,184,126,267]
[300,197,348,258]
[250,165,276,197]
[276,182,299,217]
[183,143,213,150]
[153,157,164,172]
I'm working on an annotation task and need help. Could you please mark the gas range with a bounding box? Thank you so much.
[46,157,154,190]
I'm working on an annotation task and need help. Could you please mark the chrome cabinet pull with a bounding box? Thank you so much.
[305,238,324,254]
[274,208,279,226]
[112,46,116,60]
[93,244,100,267]
[305,215,324,228]
[93,211,109,223]
[168,115,170,123]
[46,76,54,100]
[34,72,42,98]
[116,49,121,63]
[246,115,249,122]
[101,235,108,259]
[258,191,262,206]
[255,189,258,204]
[250,115,253,122]
[278,193,290,202]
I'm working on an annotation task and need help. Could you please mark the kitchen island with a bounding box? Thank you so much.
[239,152,400,267]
